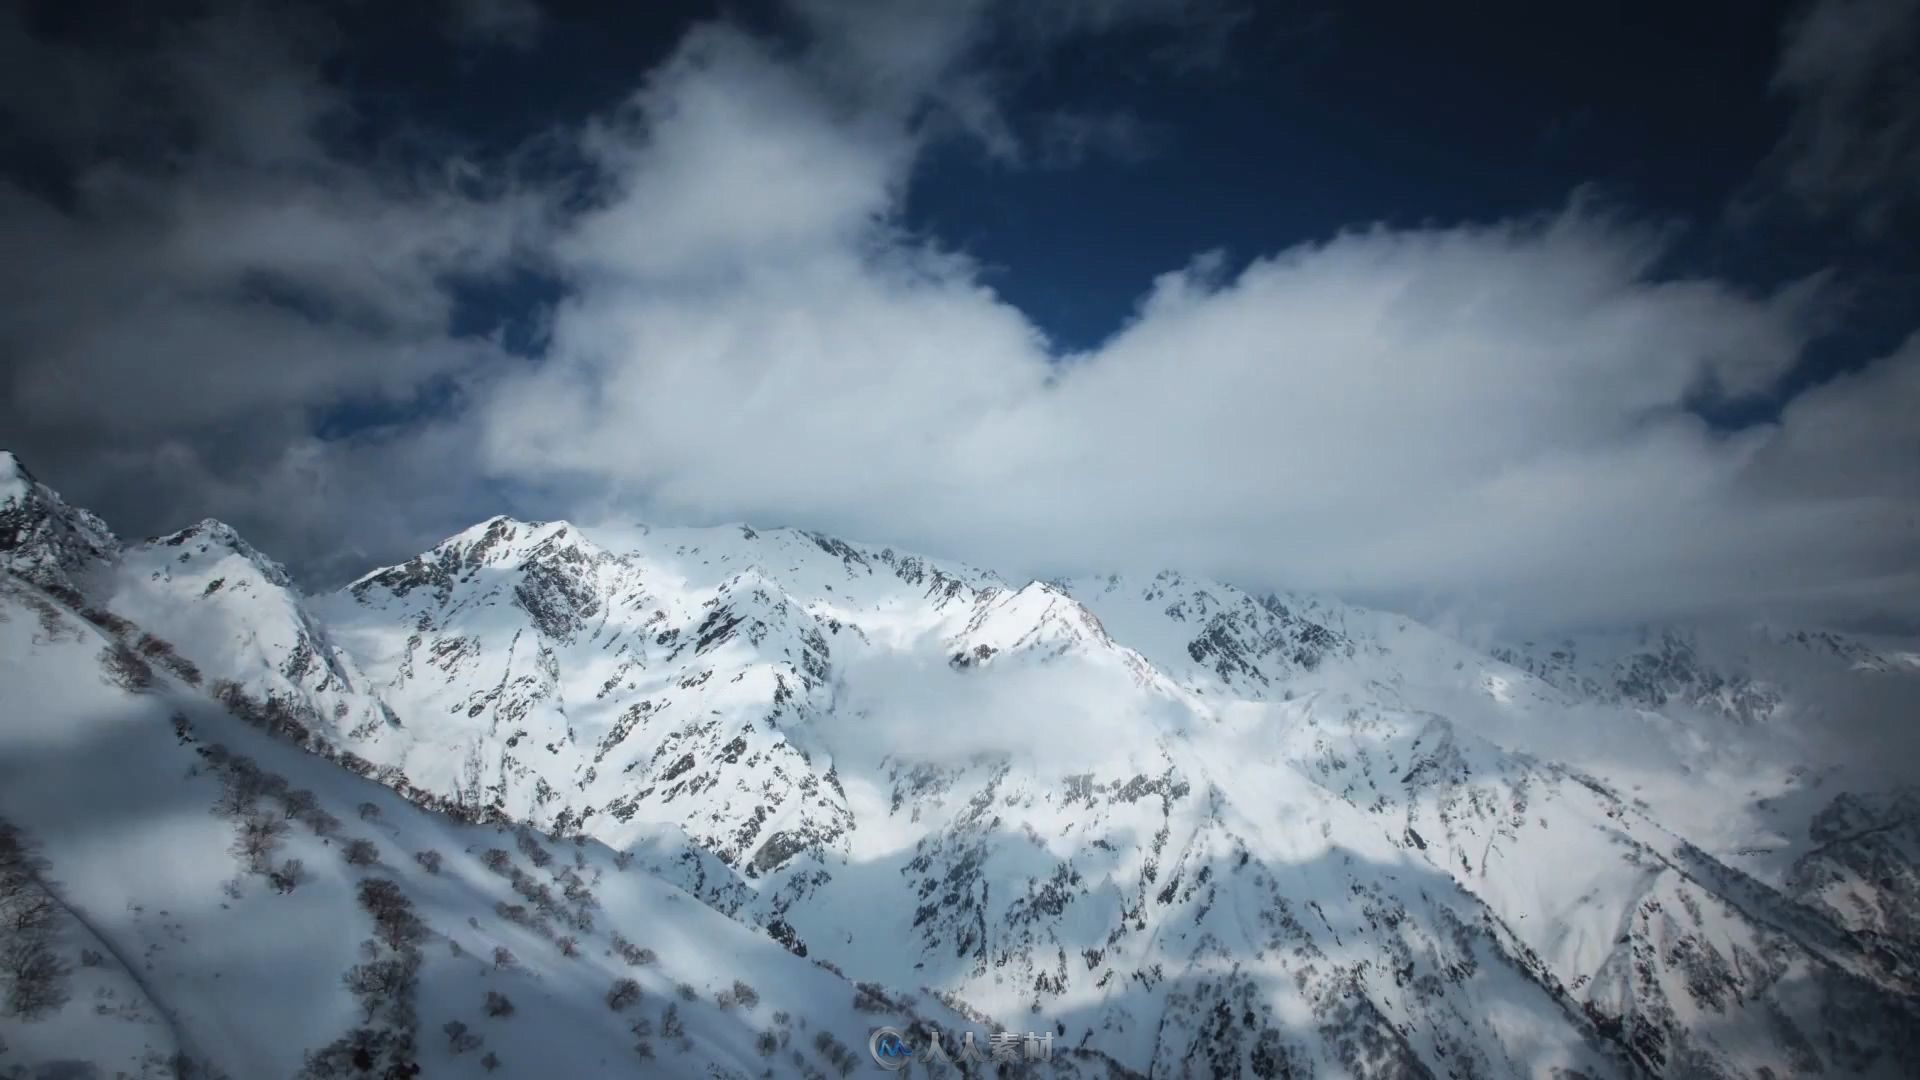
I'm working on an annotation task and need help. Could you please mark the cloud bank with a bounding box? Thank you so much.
[0,0,1915,634]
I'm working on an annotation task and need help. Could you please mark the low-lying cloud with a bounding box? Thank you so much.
[0,0,1915,636]
[821,642,1191,769]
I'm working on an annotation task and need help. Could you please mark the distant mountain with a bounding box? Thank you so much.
[2,451,1917,1077]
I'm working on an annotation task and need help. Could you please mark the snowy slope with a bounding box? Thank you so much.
[0,573,1020,1079]
[4,455,1919,1078]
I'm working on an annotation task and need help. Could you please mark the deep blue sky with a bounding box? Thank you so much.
[293,0,1912,423]
[12,0,1906,424]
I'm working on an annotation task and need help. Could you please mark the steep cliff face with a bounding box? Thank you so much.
[5,456,1918,1077]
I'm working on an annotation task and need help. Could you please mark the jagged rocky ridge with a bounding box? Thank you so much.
[3,448,1919,1078]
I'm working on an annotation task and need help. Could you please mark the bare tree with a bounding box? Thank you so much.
[815,1031,858,1077]
[561,875,597,908]
[492,946,516,970]
[515,830,552,869]
[413,850,443,875]
[0,876,54,936]
[282,789,318,821]
[357,879,425,951]
[302,808,343,838]
[1,937,69,1019]
[483,990,514,1018]
[342,838,379,866]
[442,1019,482,1055]
[213,761,268,819]
[232,812,288,873]
[0,821,69,1020]
[342,957,412,1022]
[607,978,641,1011]
[100,641,154,690]
[269,859,304,894]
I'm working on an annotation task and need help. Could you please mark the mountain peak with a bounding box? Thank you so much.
[147,518,294,588]
[0,450,118,595]
[0,449,44,512]
[345,514,607,609]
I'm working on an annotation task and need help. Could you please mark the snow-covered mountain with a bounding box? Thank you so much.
[3,448,1918,1078]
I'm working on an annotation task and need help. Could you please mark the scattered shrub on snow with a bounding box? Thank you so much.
[659,1003,685,1040]
[442,1019,482,1055]
[303,807,342,838]
[610,933,656,967]
[279,788,318,821]
[269,858,304,894]
[515,829,552,869]
[342,955,415,1023]
[607,977,642,1011]
[815,1030,858,1077]
[358,879,426,951]
[99,641,154,690]
[231,812,288,873]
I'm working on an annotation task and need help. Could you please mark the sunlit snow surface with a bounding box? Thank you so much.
[3,465,1919,1077]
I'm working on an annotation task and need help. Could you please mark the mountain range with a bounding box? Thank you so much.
[2,447,1917,1079]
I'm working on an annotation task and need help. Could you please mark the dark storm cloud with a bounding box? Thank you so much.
[1759,0,1920,231]
[0,0,1915,639]
[0,1,545,577]
[446,0,546,51]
